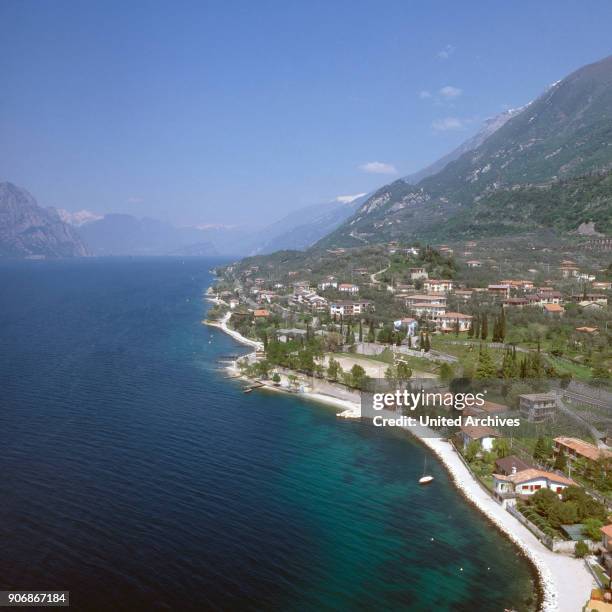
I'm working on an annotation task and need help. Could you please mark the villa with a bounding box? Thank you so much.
[317,277,337,290]
[338,283,359,294]
[329,300,374,317]
[459,424,500,452]
[405,294,447,318]
[553,437,612,465]
[393,317,418,336]
[434,312,473,332]
[543,303,565,316]
[493,468,576,499]
[409,267,428,280]
[423,279,454,293]
[488,284,511,298]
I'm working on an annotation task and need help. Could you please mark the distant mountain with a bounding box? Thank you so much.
[403,108,523,184]
[57,208,103,227]
[247,195,368,255]
[77,194,368,257]
[78,214,218,256]
[318,54,612,248]
[0,182,89,258]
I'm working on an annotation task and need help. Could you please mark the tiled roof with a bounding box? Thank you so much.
[460,425,500,440]
[554,437,612,462]
[494,468,575,486]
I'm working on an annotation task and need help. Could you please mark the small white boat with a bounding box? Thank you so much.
[419,457,434,485]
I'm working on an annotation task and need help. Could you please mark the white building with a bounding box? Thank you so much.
[338,283,359,294]
[435,312,473,332]
[405,294,447,318]
[409,267,428,280]
[423,279,454,293]
[318,277,338,291]
[329,300,374,317]
[459,425,500,452]
[393,317,418,336]
[493,468,575,498]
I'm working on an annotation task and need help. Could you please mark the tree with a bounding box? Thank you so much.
[358,319,363,343]
[324,331,342,353]
[492,438,511,458]
[350,364,368,390]
[498,307,506,342]
[475,346,496,379]
[465,440,481,462]
[298,349,315,374]
[480,315,488,340]
[582,518,604,540]
[397,361,412,386]
[554,451,567,472]
[531,488,559,516]
[287,374,299,389]
[549,500,578,529]
[533,436,549,462]
[272,372,281,385]
[501,347,519,380]
[439,362,454,382]
[453,318,460,337]
[574,540,589,558]
[345,324,353,345]
[385,365,398,386]
[367,321,376,343]
[423,333,431,352]
[467,320,474,339]
[327,357,341,381]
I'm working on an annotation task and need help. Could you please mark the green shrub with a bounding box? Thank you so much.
[574,540,589,558]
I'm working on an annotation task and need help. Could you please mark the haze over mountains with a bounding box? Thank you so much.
[0,185,365,258]
[2,55,611,259]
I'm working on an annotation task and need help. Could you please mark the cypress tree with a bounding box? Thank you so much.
[481,315,488,340]
[499,307,506,342]
[358,319,363,342]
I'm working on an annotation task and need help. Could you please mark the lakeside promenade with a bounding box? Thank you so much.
[206,307,595,612]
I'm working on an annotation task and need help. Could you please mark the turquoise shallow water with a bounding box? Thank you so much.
[0,258,536,611]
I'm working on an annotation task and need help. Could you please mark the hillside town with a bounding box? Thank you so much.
[207,237,612,606]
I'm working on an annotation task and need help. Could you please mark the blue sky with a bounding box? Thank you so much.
[2,1,612,227]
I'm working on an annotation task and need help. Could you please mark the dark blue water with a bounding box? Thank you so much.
[0,258,536,611]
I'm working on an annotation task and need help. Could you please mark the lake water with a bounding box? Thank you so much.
[0,257,536,610]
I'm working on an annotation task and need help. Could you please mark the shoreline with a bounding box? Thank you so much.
[204,306,593,612]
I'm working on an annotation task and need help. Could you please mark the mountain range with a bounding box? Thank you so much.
[3,55,612,259]
[0,184,364,258]
[0,183,88,258]
[319,54,612,248]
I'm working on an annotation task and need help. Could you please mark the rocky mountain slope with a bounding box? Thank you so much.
[318,54,612,247]
[403,107,523,184]
[0,182,89,258]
